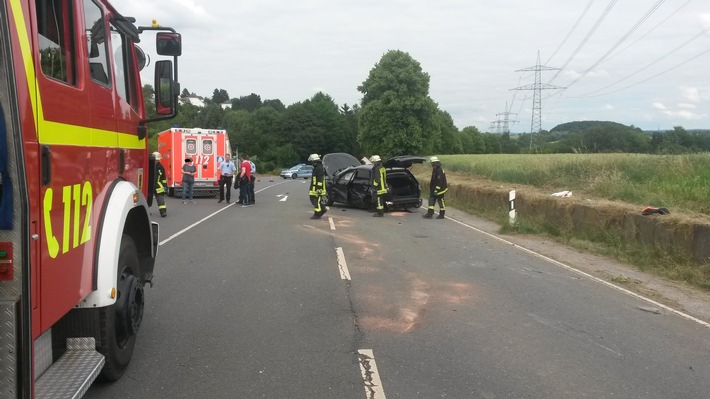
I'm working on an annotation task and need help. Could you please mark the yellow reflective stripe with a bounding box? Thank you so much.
[37,120,144,149]
[10,0,41,132]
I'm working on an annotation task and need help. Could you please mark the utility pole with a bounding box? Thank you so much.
[512,51,564,149]
[496,102,517,134]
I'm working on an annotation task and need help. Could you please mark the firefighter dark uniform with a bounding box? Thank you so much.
[152,152,168,217]
[371,155,387,217]
[308,153,327,219]
[423,156,448,219]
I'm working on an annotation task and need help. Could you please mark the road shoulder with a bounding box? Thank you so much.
[443,206,710,325]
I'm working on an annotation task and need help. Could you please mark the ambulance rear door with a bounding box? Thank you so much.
[183,133,217,186]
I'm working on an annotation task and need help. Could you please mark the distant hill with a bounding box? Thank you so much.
[550,121,633,133]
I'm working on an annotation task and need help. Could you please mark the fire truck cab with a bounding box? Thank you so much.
[0,0,181,397]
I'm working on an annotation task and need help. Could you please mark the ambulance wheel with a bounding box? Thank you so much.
[98,235,144,381]
[168,187,175,197]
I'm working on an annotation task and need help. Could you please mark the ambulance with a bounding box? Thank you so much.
[156,127,233,197]
[0,0,182,396]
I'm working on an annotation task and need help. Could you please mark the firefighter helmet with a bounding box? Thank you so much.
[370,155,381,163]
[430,156,440,163]
[152,151,162,160]
[308,153,321,162]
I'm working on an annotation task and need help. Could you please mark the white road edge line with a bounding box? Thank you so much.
[328,216,335,230]
[445,215,710,329]
[358,349,386,399]
[336,247,351,280]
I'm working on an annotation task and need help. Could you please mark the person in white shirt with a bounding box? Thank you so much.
[248,159,257,204]
[217,154,237,204]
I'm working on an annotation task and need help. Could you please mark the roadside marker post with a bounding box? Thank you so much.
[509,190,516,226]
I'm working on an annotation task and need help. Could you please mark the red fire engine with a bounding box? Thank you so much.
[156,127,233,197]
[0,0,181,396]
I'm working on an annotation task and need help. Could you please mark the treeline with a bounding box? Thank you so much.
[144,50,491,172]
[142,50,708,172]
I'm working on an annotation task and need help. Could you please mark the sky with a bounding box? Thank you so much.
[112,0,710,133]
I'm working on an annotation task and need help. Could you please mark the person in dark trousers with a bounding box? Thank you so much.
[423,156,448,219]
[238,153,252,207]
[308,153,327,219]
[181,158,197,204]
[217,154,236,204]
[370,155,387,217]
[152,152,168,217]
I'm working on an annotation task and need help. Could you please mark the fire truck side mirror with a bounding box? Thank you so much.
[156,32,182,56]
[154,60,177,115]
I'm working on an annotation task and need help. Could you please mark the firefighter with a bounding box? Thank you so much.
[308,153,327,219]
[423,156,448,219]
[152,152,168,217]
[370,155,387,217]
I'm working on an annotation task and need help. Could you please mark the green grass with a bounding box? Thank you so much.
[440,153,710,215]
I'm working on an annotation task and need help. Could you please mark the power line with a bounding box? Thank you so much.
[574,47,710,98]
[545,0,596,65]
[549,0,618,84]
[576,25,710,98]
[602,0,692,64]
[564,0,665,90]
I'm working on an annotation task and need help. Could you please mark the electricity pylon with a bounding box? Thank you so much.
[496,102,517,134]
[511,51,564,149]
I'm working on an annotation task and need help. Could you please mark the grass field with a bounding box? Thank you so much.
[437,153,710,217]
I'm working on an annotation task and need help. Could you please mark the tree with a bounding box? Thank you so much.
[212,88,230,104]
[432,110,461,154]
[357,50,438,157]
[461,126,485,154]
[262,99,286,112]
[180,88,190,102]
[231,93,262,112]
[341,103,361,156]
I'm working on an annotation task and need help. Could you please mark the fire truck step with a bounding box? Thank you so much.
[35,337,105,399]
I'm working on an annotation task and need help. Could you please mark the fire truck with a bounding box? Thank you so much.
[0,0,181,397]
[156,127,233,197]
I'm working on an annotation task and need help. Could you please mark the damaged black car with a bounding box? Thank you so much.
[323,153,425,211]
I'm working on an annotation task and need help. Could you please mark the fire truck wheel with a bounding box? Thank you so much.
[98,235,144,381]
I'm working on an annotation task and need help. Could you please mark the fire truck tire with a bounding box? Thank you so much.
[168,187,175,197]
[98,235,144,381]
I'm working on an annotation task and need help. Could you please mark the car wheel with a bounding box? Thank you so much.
[98,235,143,381]
[292,173,297,179]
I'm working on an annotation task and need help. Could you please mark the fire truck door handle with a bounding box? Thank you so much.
[41,145,51,185]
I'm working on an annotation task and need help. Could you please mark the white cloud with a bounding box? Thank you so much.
[652,103,667,110]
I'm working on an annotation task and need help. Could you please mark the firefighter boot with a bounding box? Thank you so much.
[423,209,434,219]
[160,210,167,217]
[436,210,446,219]
[373,210,384,217]
[311,212,321,219]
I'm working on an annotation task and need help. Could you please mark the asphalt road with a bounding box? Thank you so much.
[85,177,710,399]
